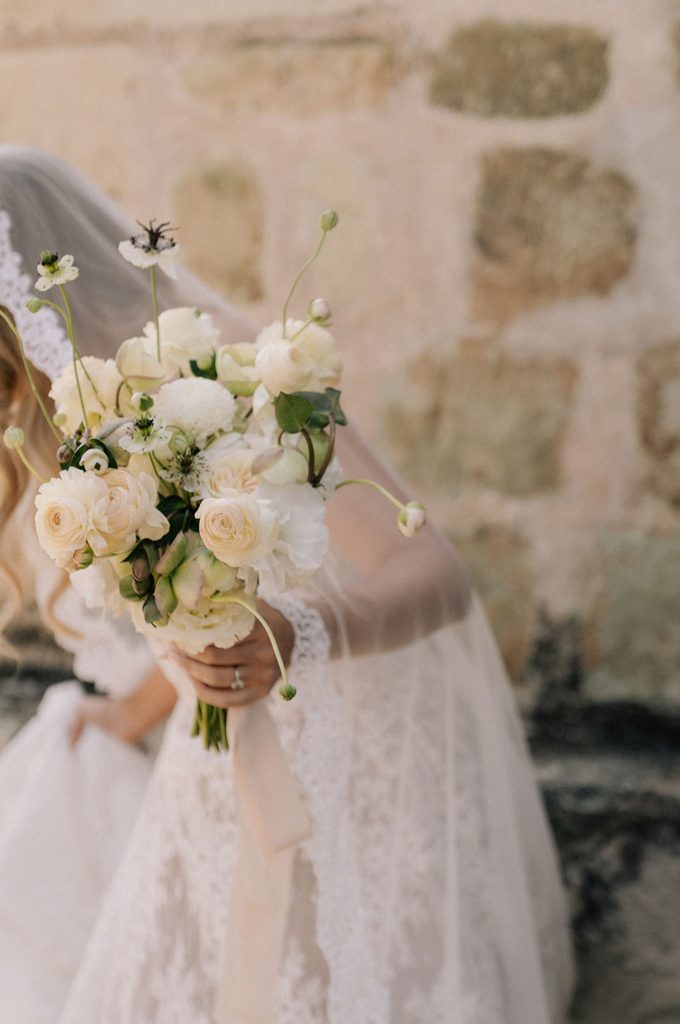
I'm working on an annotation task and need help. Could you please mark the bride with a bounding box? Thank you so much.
[0,146,574,1024]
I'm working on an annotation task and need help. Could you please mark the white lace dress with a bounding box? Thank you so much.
[57,586,574,1024]
[0,503,156,1024]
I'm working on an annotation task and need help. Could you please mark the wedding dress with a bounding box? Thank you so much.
[0,147,575,1024]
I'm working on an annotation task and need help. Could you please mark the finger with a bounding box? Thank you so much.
[181,661,259,691]
[182,643,260,668]
[191,679,270,708]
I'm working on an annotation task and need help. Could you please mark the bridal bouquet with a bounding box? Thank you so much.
[2,211,426,750]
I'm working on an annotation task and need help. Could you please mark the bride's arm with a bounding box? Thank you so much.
[69,667,177,746]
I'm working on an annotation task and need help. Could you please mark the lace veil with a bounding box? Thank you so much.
[0,147,574,1022]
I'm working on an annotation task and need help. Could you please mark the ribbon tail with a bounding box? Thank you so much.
[216,701,311,1024]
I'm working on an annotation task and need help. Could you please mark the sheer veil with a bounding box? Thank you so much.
[0,147,574,1023]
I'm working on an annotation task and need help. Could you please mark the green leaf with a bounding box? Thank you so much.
[143,594,163,625]
[324,387,347,426]
[155,532,188,576]
[67,438,118,471]
[155,575,178,617]
[274,392,315,434]
[157,495,189,518]
[189,355,217,380]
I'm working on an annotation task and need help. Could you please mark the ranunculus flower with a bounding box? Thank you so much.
[92,469,169,555]
[153,377,236,445]
[142,307,220,378]
[254,340,313,396]
[215,342,259,396]
[34,468,108,569]
[50,357,123,435]
[196,490,278,570]
[116,337,166,392]
[200,440,260,498]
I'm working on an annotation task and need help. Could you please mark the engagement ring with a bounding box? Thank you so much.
[230,668,246,691]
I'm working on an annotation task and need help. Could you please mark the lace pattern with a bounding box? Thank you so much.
[0,209,70,381]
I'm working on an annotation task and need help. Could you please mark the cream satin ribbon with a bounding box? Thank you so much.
[216,700,312,1024]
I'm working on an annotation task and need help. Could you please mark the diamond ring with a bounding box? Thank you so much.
[230,667,246,691]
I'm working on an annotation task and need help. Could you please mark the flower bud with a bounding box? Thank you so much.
[132,391,154,413]
[279,683,297,701]
[168,430,195,454]
[308,297,332,323]
[80,448,108,473]
[39,250,58,266]
[74,548,94,569]
[57,443,73,464]
[131,557,151,583]
[398,501,427,538]
[53,411,68,427]
[3,425,24,450]
[320,209,339,232]
[26,298,44,314]
[195,352,214,372]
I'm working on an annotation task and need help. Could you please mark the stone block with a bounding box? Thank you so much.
[173,162,264,303]
[382,338,578,497]
[636,340,680,509]
[450,521,534,680]
[430,20,609,118]
[585,530,680,704]
[183,40,398,118]
[472,148,638,324]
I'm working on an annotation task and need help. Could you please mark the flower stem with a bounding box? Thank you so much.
[14,445,46,484]
[217,595,291,692]
[288,316,314,342]
[281,230,328,339]
[0,308,62,442]
[59,286,105,410]
[150,265,161,361]
[335,477,405,511]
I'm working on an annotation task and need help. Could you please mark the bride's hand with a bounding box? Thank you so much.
[69,695,146,747]
[175,601,295,709]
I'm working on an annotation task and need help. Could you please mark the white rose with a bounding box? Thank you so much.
[153,377,236,445]
[116,337,166,392]
[196,490,278,569]
[34,468,108,568]
[255,341,313,396]
[93,469,169,554]
[398,501,427,538]
[143,307,220,377]
[50,357,122,435]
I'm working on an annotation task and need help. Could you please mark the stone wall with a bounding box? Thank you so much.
[1,2,680,1021]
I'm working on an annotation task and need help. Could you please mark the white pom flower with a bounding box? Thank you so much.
[50,357,122,435]
[153,377,236,444]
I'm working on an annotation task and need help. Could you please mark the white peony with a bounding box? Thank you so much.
[253,482,328,594]
[142,307,220,378]
[35,468,108,569]
[153,377,236,444]
[50,357,122,435]
[196,489,279,570]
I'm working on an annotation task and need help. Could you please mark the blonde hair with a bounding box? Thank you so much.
[0,308,75,657]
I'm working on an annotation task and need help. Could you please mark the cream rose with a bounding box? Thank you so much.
[34,468,108,569]
[291,321,342,386]
[196,490,278,569]
[93,469,169,554]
